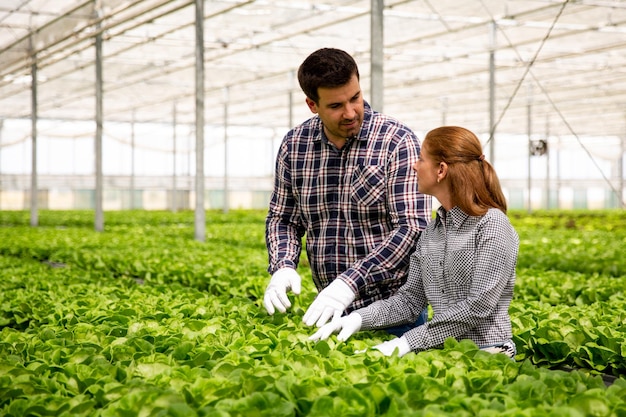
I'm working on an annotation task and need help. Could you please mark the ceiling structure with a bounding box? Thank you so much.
[1,0,626,144]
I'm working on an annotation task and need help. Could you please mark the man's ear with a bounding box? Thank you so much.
[305,97,318,114]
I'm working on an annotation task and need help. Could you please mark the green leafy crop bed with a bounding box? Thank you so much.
[0,209,625,416]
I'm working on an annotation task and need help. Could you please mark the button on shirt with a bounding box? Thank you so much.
[357,206,519,351]
[266,102,432,311]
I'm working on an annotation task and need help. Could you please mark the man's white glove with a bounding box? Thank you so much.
[308,312,362,342]
[263,267,302,315]
[303,279,355,327]
[372,336,412,357]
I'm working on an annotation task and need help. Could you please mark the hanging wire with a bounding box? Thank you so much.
[478,0,624,208]
[481,0,570,145]
[423,0,452,32]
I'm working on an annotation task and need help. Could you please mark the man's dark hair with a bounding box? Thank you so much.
[297,48,360,104]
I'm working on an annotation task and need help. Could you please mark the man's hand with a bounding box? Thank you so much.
[308,312,362,342]
[372,336,412,357]
[303,279,355,327]
[263,267,302,314]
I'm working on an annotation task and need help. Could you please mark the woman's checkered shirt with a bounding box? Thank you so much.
[357,206,519,352]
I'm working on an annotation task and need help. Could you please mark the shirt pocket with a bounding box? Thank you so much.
[417,252,444,302]
[350,164,386,207]
[447,249,474,299]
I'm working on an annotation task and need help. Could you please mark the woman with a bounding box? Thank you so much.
[309,126,519,358]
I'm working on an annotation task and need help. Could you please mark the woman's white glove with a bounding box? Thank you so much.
[308,312,362,342]
[372,336,412,357]
[303,279,355,327]
[263,267,301,314]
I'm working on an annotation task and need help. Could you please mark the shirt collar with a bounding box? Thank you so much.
[436,205,470,229]
[356,100,373,142]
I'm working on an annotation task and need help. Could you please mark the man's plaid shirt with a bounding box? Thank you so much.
[266,102,432,311]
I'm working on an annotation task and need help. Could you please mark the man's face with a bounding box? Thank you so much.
[305,74,364,143]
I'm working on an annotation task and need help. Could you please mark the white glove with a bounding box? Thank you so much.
[303,279,355,327]
[372,336,412,357]
[308,312,362,342]
[263,267,302,315]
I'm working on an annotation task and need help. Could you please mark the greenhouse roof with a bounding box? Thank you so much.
[1,0,626,139]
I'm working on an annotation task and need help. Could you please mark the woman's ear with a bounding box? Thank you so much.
[438,162,448,181]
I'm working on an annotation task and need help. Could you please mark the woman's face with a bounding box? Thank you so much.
[413,141,439,196]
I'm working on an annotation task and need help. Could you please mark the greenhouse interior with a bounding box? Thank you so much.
[1,0,625,216]
[2,2,626,416]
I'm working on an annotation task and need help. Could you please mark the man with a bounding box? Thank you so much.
[263,48,432,332]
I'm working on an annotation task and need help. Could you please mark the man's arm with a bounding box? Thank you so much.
[265,139,305,274]
[263,139,307,315]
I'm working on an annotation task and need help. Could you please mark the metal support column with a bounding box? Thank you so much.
[194,0,206,241]
[545,115,550,209]
[94,2,104,232]
[488,21,496,163]
[223,87,229,214]
[617,117,626,209]
[130,111,135,209]
[0,118,3,209]
[172,102,178,213]
[526,85,533,213]
[556,135,561,209]
[370,0,384,112]
[30,37,38,227]
[288,70,294,129]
